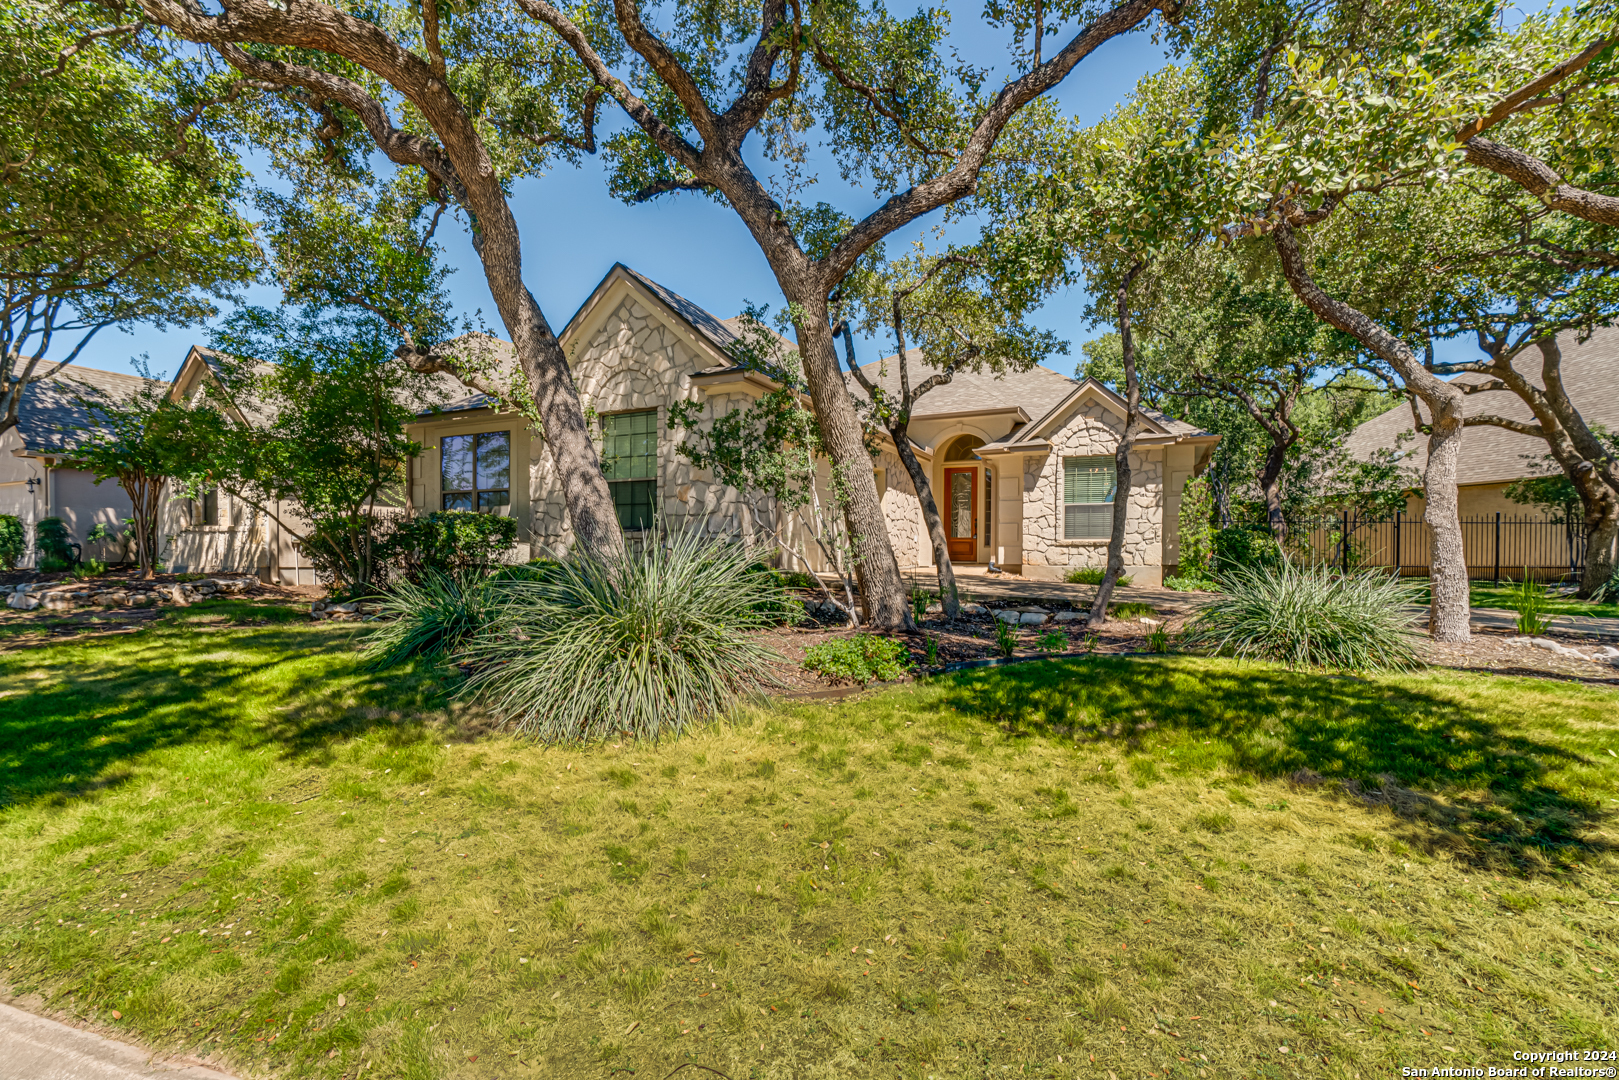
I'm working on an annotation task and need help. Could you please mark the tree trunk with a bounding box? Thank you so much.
[1272,224,1471,640]
[889,418,960,618]
[1582,495,1618,596]
[789,299,913,631]
[121,471,161,580]
[1089,266,1145,629]
[1257,440,1289,542]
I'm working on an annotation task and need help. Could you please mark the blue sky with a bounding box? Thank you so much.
[85,20,1177,381]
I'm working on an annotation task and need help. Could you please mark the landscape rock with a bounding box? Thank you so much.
[1019,611,1049,625]
[6,592,39,611]
[42,595,73,612]
[167,584,190,607]
[960,603,988,616]
[1140,617,1163,628]
[924,603,943,614]
[994,610,1021,624]
[1054,611,1085,623]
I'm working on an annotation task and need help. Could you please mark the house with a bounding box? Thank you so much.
[4,264,1219,585]
[0,351,306,580]
[405,264,1218,585]
[1342,326,1619,519]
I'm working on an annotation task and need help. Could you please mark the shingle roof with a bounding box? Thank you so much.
[852,350,1079,420]
[15,364,163,455]
[1342,326,1619,487]
[852,352,1212,443]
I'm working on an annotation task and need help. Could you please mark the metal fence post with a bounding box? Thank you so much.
[1393,511,1401,577]
[1341,511,1350,574]
[1493,512,1500,583]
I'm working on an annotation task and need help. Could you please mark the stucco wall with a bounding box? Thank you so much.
[1017,398,1166,584]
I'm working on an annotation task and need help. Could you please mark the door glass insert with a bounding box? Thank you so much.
[950,471,974,538]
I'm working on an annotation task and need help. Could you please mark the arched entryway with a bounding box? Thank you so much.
[940,434,989,564]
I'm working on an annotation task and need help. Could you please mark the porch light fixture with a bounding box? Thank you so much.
[25,476,40,495]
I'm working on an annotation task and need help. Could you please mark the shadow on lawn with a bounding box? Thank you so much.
[932,656,1614,872]
[0,625,455,809]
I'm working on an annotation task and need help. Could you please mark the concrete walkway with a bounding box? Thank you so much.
[0,1003,234,1080]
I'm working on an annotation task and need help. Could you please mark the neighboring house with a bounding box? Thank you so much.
[1343,326,1619,519]
[0,350,300,579]
[0,366,152,567]
[405,264,1218,585]
[4,263,1219,585]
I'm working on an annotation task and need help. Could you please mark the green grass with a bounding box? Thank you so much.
[2,620,1617,1080]
[1466,581,1619,619]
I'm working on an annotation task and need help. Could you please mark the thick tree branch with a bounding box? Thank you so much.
[512,0,704,172]
[1462,137,1619,227]
[824,0,1173,281]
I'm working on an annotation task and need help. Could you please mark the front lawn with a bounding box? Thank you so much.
[2,610,1616,1079]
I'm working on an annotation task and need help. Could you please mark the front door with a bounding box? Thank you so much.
[945,467,977,563]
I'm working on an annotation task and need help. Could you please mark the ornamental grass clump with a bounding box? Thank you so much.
[459,530,786,742]
[362,569,496,669]
[1182,561,1422,672]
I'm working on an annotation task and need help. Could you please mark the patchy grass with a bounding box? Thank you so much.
[1,622,1616,1080]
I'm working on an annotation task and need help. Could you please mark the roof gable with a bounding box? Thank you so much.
[560,263,770,372]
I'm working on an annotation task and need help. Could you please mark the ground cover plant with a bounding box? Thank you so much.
[1063,567,1132,586]
[1,614,1615,1080]
[802,635,913,685]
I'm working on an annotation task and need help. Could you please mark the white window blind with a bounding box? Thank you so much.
[1063,455,1116,539]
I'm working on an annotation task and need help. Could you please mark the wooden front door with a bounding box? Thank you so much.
[945,467,978,563]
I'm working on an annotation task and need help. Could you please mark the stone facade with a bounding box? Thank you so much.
[402,267,1212,586]
[1019,399,1165,580]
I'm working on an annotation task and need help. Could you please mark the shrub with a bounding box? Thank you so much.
[1212,527,1280,577]
[0,514,24,568]
[72,558,108,579]
[363,570,497,669]
[459,530,787,741]
[744,562,809,625]
[1182,561,1422,672]
[1063,566,1132,586]
[34,517,79,572]
[1508,571,1552,636]
[1147,624,1169,653]
[1109,602,1157,619]
[1178,476,1216,580]
[802,635,913,684]
[1163,574,1216,592]
[388,510,518,579]
[1592,566,1619,605]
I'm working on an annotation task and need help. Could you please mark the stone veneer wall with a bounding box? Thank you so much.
[1019,398,1165,580]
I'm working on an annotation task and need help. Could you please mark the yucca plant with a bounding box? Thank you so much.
[1182,561,1422,672]
[458,530,787,742]
[362,569,496,669]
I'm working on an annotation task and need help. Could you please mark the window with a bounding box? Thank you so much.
[441,431,511,512]
[1063,456,1116,539]
[602,410,657,530]
[193,488,219,527]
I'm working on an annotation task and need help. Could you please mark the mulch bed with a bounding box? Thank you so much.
[1421,630,1619,686]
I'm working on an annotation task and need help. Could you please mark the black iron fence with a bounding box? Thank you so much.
[1292,513,1589,582]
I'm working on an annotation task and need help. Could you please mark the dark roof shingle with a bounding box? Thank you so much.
[1343,326,1619,486]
